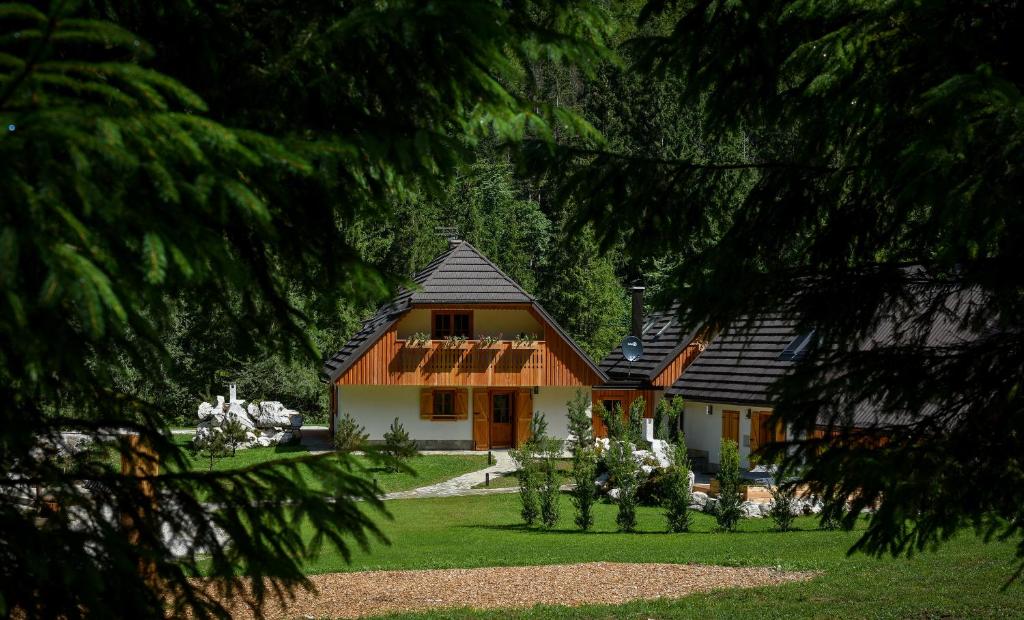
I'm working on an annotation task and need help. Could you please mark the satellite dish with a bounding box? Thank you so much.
[621,336,643,362]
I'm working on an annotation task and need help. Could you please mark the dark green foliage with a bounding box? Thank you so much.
[655,396,684,442]
[819,500,847,532]
[538,222,630,360]
[715,439,743,532]
[529,413,562,529]
[334,412,369,455]
[665,435,693,533]
[191,432,228,472]
[538,0,1024,574]
[566,390,594,452]
[636,468,669,507]
[539,449,562,529]
[769,483,799,533]
[571,455,598,530]
[221,419,249,457]
[596,401,626,441]
[511,444,541,526]
[382,418,418,472]
[628,396,647,447]
[0,0,619,615]
[606,437,640,532]
[566,391,597,530]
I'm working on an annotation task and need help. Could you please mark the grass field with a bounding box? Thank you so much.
[293,493,1023,618]
[162,436,488,493]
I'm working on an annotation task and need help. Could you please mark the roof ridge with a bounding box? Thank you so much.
[411,243,460,292]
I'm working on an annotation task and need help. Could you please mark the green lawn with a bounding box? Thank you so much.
[162,436,488,493]
[294,493,1023,618]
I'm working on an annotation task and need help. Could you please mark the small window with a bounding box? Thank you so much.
[432,311,472,339]
[433,390,456,418]
[778,329,816,361]
[602,399,623,415]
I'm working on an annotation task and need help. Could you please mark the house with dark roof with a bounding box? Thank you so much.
[665,314,805,470]
[322,239,605,450]
[592,293,707,437]
[661,281,989,471]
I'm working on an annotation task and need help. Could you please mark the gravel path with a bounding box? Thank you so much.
[207,562,817,619]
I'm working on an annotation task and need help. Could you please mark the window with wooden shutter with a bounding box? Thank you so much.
[454,389,469,419]
[432,389,456,419]
[419,389,433,419]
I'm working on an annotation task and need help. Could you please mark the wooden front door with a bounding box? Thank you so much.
[514,388,533,447]
[722,410,740,444]
[490,392,514,448]
[472,391,489,450]
[749,410,780,455]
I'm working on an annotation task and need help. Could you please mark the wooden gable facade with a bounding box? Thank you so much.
[334,303,602,388]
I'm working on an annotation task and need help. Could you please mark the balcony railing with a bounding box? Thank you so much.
[392,339,544,382]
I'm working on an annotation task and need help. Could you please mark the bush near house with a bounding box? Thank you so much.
[334,411,369,454]
[715,439,744,531]
[566,391,598,531]
[382,418,418,472]
[664,435,693,533]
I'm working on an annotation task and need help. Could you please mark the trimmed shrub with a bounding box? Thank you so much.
[334,411,368,454]
[566,390,597,531]
[714,438,743,531]
[192,429,228,471]
[606,438,639,532]
[655,396,685,442]
[512,413,553,527]
[769,482,799,531]
[819,500,846,530]
[382,417,418,471]
[627,397,647,447]
[221,418,248,457]
[664,435,693,533]
[637,469,670,506]
[510,444,540,526]
[596,401,625,440]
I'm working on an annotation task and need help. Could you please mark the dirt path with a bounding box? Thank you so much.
[203,562,817,619]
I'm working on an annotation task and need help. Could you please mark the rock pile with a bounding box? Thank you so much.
[193,393,302,450]
[689,491,824,518]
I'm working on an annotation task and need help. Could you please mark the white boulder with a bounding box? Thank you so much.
[740,501,763,518]
[198,402,216,420]
[689,491,708,510]
[649,439,673,469]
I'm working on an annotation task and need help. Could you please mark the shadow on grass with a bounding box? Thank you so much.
[272,441,311,455]
[461,523,676,535]
[461,523,830,536]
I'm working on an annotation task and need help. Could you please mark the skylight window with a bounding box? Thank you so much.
[778,329,816,361]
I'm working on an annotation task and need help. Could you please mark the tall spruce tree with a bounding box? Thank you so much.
[537,0,1024,574]
[0,1,613,616]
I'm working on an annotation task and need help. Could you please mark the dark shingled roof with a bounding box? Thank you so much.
[668,284,994,427]
[322,240,604,383]
[599,303,701,383]
[667,314,800,406]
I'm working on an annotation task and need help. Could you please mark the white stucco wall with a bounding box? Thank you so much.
[534,386,592,440]
[682,401,762,468]
[337,385,473,442]
[336,385,590,446]
[395,308,541,340]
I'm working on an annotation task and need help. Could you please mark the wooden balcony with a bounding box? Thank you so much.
[336,324,601,387]
[392,339,544,386]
